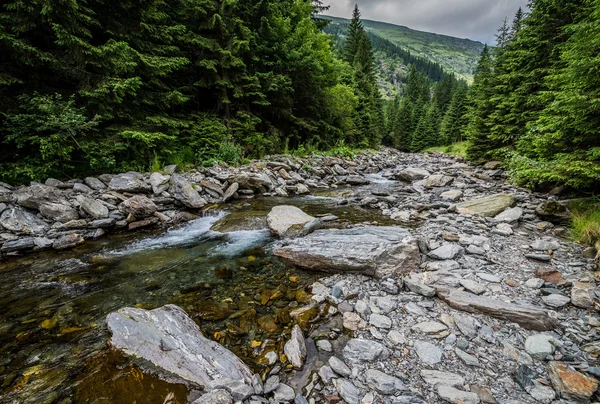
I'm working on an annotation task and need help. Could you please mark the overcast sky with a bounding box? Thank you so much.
[324,0,529,44]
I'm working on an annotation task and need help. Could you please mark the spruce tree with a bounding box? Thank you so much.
[440,84,469,145]
[466,45,494,161]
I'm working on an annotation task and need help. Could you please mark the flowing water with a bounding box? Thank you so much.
[0,178,400,404]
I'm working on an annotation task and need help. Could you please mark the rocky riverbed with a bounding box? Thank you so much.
[2,149,600,404]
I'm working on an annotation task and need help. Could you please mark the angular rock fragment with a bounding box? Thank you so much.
[267,205,315,238]
[456,194,516,217]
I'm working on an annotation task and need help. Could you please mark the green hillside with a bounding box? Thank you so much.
[323,15,485,81]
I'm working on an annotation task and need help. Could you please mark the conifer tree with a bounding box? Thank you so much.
[440,84,469,144]
[466,45,494,160]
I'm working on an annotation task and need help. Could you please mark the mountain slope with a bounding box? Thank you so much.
[322,15,485,81]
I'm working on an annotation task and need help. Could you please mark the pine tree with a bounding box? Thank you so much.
[466,45,495,161]
[440,84,469,144]
[344,5,364,64]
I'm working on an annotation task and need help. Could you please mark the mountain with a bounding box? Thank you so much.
[322,15,486,82]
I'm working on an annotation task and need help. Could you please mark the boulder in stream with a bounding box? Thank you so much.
[274,226,420,278]
[456,194,516,217]
[107,304,253,389]
[267,205,316,238]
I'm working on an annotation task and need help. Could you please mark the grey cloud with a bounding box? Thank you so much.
[326,0,529,44]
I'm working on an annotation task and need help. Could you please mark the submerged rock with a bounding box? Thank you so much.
[106,305,252,389]
[274,226,420,278]
[456,194,516,217]
[267,205,315,238]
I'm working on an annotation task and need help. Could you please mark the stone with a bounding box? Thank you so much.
[0,206,49,235]
[453,314,479,339]
[251,374,263,395]
[223,183,239,202]
[483,161,503,170]
[329,357,351,377]
[343,338,388,363]
[404,277,436,297]
[192,389,233,404]
[525,278,545,289]
[264,376,280,394]
[319,366,336,383]
[455,348,480,367]
[535,201,569,223]
[109,172,150,193]
[14,184,61,210]
[476,273,501,283]
[571,281,596,309]
[119,195,157,218]
[387,330,407,346]
[365,369,405,395]
[266,206,315,238]
[170,175,207,209]
[436,289,558,331]
[274,226,420,279]
[345,175,370,185]
[429,244,463,260]
[77,195,109,219]
[84,177,107,190]
[414,341,443,365]
[343,312,366,331]
[395,168,430,182]
[526,253,551,262]
[424,174,454,188]
[411,322,448,334]
[542,294,570,308]
[0,237,35,252]
[333,378,361,404]
[106,305,252,389]
[213,379,254,401]
[524,334,556,360]
[273,384,295,402]
[441,190,463,202]
[295,393,309,404]
[456,194,516,217]
[459,279,486,295]
[437,385,480,404]
[72,182,92,193]
[420,370,465,387]
[370,313,392,329]
[316,339,333,353]
[494,207,523,223]
[227,172,272,190]
[492,223,513,236]
[547,362,598,402]
[149,172,171,194]
[283,325,306,369]
[39,202,79,222]
[531,238,561,251]
[53,234,85,250]
[528,385,555,404]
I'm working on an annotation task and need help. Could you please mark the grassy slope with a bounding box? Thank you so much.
[323,15,485,81]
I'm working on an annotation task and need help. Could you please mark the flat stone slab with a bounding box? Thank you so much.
[437,289,558,331]
[456,194,516,217]
[267,205,315,238]
[107,304,252,389]
[273,226,420,279]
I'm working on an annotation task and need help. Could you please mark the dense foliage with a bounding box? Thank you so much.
[0,1,380,183]
[466,0,600,191]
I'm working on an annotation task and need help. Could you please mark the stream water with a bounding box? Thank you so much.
[0,178,402,404]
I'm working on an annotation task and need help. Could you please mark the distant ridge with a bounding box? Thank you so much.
[322,15,486,81]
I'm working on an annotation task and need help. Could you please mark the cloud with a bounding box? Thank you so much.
[325,0,529,44]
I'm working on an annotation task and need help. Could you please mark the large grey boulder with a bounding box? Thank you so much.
[437,289,557,331]
[119,195,157,218]
[395,168,430,182]
[1,237,36,252]
[107,305,252,389]
[170,175,206,209]
[77,195,109,219]
[267,206,315,238]
[149,172,171,195]
[273,226,420,279]
[84,177,107,190]
[0,206,49,234]
[109,172,151,193]
[456,194,516,217]
[14,184,61,210]
[423,174,454,188]
[39,202,79,222]
[227,172,273,191]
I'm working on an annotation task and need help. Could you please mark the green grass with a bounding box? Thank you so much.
[570,199,600,259]
[424,141,470,157]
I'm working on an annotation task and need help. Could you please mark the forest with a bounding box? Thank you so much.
[0,0,383,183]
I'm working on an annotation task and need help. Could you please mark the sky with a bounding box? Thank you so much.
[324,0,529,44]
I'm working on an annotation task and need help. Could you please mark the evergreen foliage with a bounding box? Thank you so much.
[0,0,381,183]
